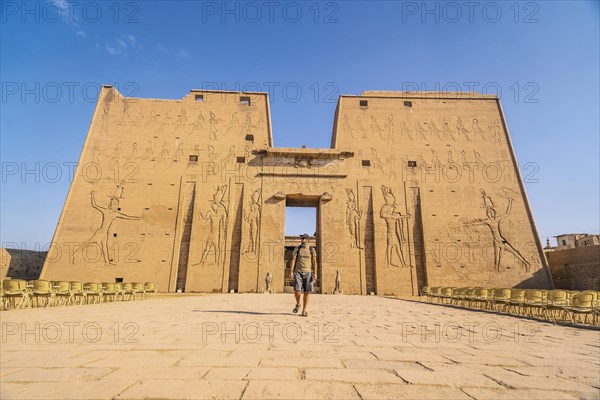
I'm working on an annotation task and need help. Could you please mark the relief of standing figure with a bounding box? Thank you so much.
[380,185,411,268]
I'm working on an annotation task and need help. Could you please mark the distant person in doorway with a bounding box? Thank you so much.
[289,233,317,317]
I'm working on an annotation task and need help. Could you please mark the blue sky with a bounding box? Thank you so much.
[1,0,599,247]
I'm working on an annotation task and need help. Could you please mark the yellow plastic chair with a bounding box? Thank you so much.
[451,287,467,306]
[568,292,595,325]
[508,289,526,315]
[464,288,477,308]
[439,287,454,304]
[101,283,117,302]
[69,281,86,305]
[83,282,102,304]
[132,282,145,300]
[429,286,442,303]
[114,283,124,301]
[545,289,569,323]
[473,288,490,309]
[491,288,511,313]
[53,281,73,306]
[121,283,135,301]
[523,289,544,318]
[144,282,158,299]
[2,279,30,309]
[30,280,55,307]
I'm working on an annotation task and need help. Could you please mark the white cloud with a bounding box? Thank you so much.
[127,35,137,47]
[76,30,87,38]
[105,34,140,56]
[48,0,79,24]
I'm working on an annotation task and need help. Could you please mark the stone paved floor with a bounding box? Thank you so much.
[1,294,599,399]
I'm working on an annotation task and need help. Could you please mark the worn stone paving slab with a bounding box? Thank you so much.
[1,293,599,399]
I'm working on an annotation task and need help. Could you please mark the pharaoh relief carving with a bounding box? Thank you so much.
[380,185,411,268]
[199,185,229,266]
[356,115,367,138]
[209,111,220,140]
[226,112,239,136]
[189,111,205,135]
[71,190,141,266]
[99,106,110,135]
[244,188,262,255]
[465,188,531,272]
[384,114,395,144]
[370,116,384,139]
[345,189,363,249]
[222,145,236,164]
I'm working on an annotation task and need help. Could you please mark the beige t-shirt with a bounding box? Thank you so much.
[293,245,316,273]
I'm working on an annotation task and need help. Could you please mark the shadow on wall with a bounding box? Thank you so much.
[1,248,46,280]
[513,267,555,290]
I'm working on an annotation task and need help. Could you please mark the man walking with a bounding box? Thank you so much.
[289,233,317,317]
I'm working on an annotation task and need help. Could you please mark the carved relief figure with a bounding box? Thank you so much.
[400,121,413,140]
[384,114,395,143]
[200,186,228,265]
[442,117,456,140]
[488,119,502,144]
[431,149,441,166]
[356,115,367,138]
[465,188,531,272]
[255,114,265,131]
[244,188,262,254]
[72,191,140,266]
[414,120,428,140]
[226,112,239,136]
[472,118,487,140]
[386,153,398,180]
[174,142,184,162]
[176,109,188,129]
[345,189,362,249]
[112,180,126,199]
[135,108,144,123]
[189,111,205,135]
[223,145,236,164]
[91,145,101,164]
[209,111,219,140]
[370,116,385,139]
[110,141,123,161]
[100,106,109,134]
[130,142,138,160]
[380,185,410,267]
[144,142,153,161]
[456,117,472,141]
[342,115,354,138]
[428,120,443,140]
[244,112,253,131]
[157,142,169,164]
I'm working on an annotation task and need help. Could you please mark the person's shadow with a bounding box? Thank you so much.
[193,310,291,316]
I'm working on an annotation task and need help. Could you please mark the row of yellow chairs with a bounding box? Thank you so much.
[421,286,600,326]
[0,280,158,310]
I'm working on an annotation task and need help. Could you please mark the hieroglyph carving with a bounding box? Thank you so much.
[379,185,410,268]
[72,191,141,266]
[345,189,363,249]
[465,188,531,272]
[199,185,229,265]
[244,189,262,254]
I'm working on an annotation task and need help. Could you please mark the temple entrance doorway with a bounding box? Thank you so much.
[283,195,320,293]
